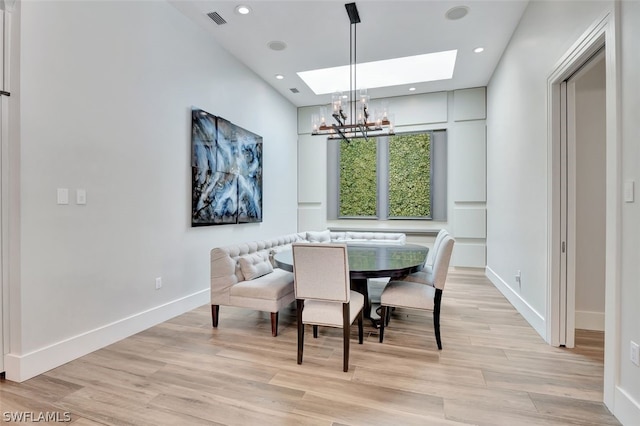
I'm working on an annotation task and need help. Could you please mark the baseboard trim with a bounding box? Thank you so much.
[575,310,605,331]
[485,266,546,339]
[3,289,209,382]
[614,386,640,425]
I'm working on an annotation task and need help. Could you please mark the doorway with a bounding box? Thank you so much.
[546,11,620,407]
[560,48,606,348]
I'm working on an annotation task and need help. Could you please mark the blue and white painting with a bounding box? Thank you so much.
[191,108,263,226]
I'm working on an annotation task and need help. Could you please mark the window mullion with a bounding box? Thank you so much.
[378,136,389,220]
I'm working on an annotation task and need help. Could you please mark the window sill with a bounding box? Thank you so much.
[327,224,441,237]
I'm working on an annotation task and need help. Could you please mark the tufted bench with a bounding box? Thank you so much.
[330,231,406,245]
[210,230,406,336]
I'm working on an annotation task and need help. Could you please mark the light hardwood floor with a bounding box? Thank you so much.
[0,269,620,425]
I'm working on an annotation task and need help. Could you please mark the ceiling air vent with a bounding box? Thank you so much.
[207,11,227,25]
[289,88,300,93]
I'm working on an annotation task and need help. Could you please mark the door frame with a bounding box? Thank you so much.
[560,48,606,349]
[0,1,16,375]
[546,10,620,407]
[0,6,6,375]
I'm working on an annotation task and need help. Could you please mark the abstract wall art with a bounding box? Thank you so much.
[191,108,263,226]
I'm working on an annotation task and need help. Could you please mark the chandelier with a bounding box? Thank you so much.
[311,3,394,142]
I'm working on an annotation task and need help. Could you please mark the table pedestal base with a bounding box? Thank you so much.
[351,278,380,328]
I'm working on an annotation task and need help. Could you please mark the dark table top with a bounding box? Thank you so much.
[273,243,429,280]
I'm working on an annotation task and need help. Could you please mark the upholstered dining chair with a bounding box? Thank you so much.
[373,229,450,325]
[423,229,449,274]
[292,243,364,372]
[370,229,448,299]
[378,235,455,350]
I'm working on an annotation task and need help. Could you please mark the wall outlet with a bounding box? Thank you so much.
[57,188,69,205]
[76,189,87,205]
[631,341,639,366]
[155,277,162,290]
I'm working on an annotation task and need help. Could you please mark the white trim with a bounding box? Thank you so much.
[613,386,640,426]
[564,48,607,349]
[3,289,209,382]
[0,7,9,374]
[566,75,576,349]
[485,266,546,339]
[559,79,568,347]
[548,72,562,348]
[602,4,622,409]
[0,9,3,374]
[545,8,620,409]
[575,310,605,331]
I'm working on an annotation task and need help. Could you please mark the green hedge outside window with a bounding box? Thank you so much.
[338,132,432,219]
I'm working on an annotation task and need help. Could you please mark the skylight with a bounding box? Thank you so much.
[297,50,457,95]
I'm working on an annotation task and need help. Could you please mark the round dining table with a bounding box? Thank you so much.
[274,243,429,324]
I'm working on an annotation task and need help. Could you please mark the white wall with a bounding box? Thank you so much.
[487,0,640,423]
[618,0,640,422]
[486,0,611,332]
[574,56,606,331]
[4,0,298,381]
[297,89,487,267]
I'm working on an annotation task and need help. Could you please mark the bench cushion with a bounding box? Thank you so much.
[345,231,406,245]
[229,268,294,300]
[238,252,273,280]
[307,230,331,243]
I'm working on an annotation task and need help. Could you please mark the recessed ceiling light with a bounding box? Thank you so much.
[474,47,484,53]
[267,41,287,51]
[409,87,416,92]
[297,50,458,95]
[235,5,251,15]
[275,74,284,80]
[445,6,469,20]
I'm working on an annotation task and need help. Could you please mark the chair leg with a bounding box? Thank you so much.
[211,305,219,327]
[296,300,304,364]
[313,325,318,338]
[434,288,443,350]
[379,306,386,343]
[271,312,279,337]
[343,303,350,372]
[358,310,363,344]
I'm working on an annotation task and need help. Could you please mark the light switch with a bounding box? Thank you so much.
[76,189,86,205]
[57,188,69,205]
[624,181,635,203]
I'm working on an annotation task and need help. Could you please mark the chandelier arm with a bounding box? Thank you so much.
[358,124,369,142]
[332,124,349,142]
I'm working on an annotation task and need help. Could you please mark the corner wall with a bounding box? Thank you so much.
[486,0,612,334]
[297,89,487,268]
[4,0,298,381]
[487,0,639,423]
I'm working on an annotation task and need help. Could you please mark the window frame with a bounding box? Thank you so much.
[327,129,447,222]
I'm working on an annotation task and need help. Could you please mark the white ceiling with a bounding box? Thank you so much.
[170,0,530,107]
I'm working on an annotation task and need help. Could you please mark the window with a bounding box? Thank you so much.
[388,133,431,218]
[328,130,447,221]
[339,138,377,217]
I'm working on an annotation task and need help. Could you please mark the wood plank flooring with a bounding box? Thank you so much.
[0,269,619,425]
